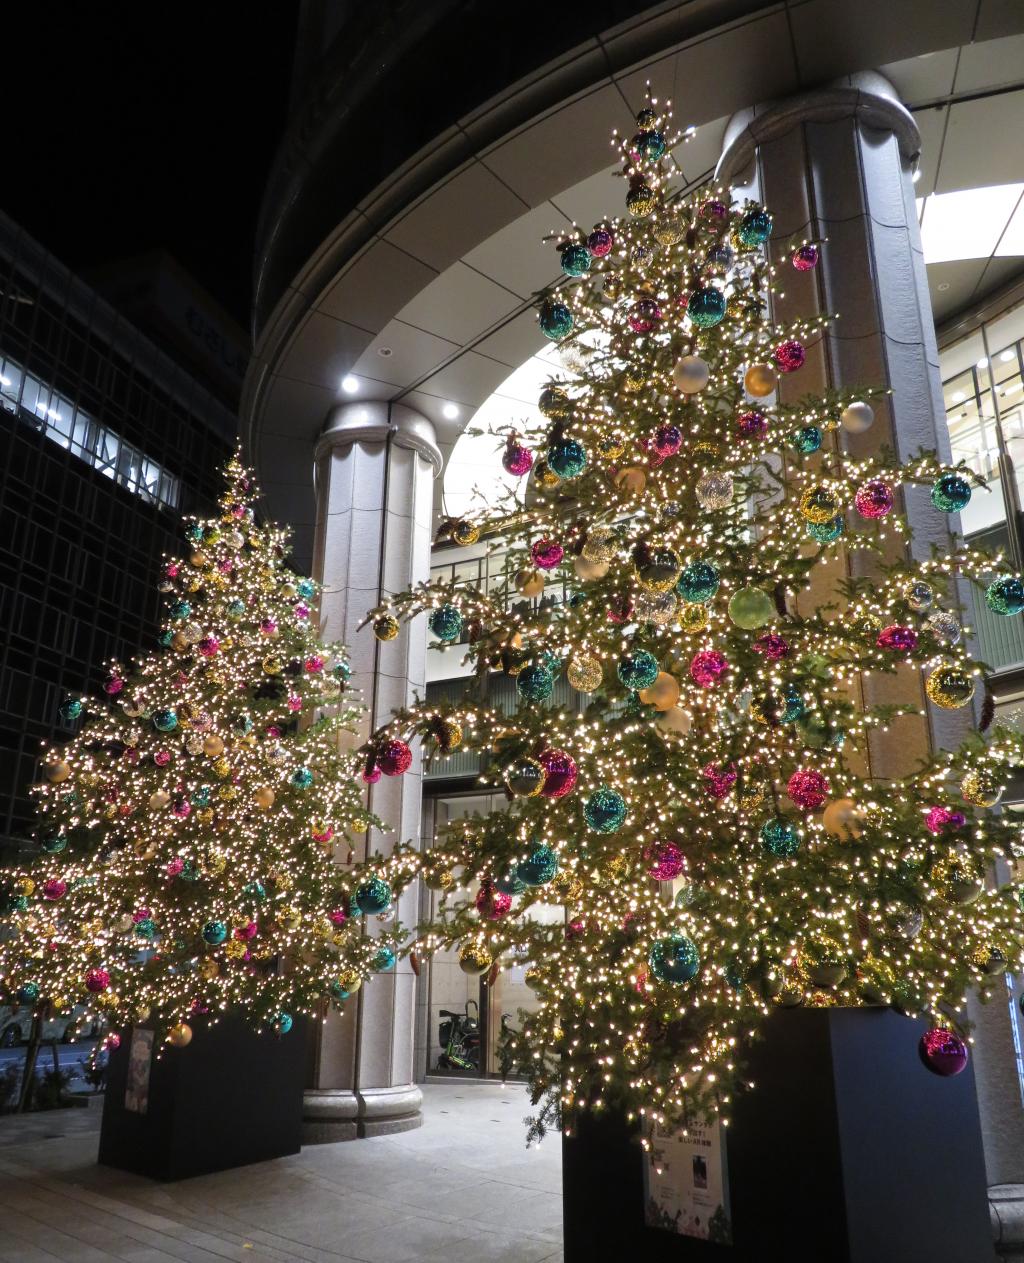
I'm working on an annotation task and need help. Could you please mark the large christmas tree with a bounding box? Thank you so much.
[346,95,1024,1143]
[0,456,400,1049]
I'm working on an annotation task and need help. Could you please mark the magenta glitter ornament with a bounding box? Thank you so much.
[328,907,347,926]
[198,637,219,657]
[132,908,151,923]
[792,243,819,271]
[644,841,686,881]
[105,1032,121,1051]
[154,750,171,767]
[607,594,634,624]
[701,199,727,219]
[877,624,918,652]
[218,558,233,574]
[311,824,334,844]
[753,632,790,660]
[85,968,110,993]
[259,618,278,636]
[588,227,613,257]
[105,676,124,696]
[166,857,184,875]
[287,694,302,712]
[787,768,830,810]
[172,798,191,818]
[531,538,564,571]
[42,879,66,900]
[690,650,728,688]
[538,747,578,799]
[565,917,586,941]
[628,297,662,334]
[362,766,382,785]
[123,748,139,766]
[294,603,310,619]
[773,340,806,373]
[652,424,682,458]
[702,761,738,800]
[925,805,966,835]
[855,479,895,519]
[919,1027,969,1077]
[737,410,769,439]
[165,563,179,579]
[502,442,534,476]
[476,880,513,921]
[305,656,324,673]
[378,739,413,777]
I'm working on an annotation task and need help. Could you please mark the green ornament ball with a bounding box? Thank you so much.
[517,844,559,886]
[373,946,396,972]
[202,920,227,945]
[760,816,800,858]
[517,664,554,702]
[807,516,846,544]
[676,560,719,603]
[687,286,726,329]
[355,878,393,916]
[648,935,700,984]
[791,425,822,454]
[548,439,587,480]
[728,585,776,629]
[986,575,1024,617]
[583,787,627,833]
[560,243,592,277]
[152,709,178,732]
[428,604,464,643]
[539,300,574,341]
[617,650,660,691]
[737,207,772,247]
[931,473,971,513]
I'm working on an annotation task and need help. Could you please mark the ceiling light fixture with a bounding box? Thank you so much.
[443,403,460,420]
[341,376,359,394]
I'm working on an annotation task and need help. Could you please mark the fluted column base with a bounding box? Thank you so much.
[301,1084,423,1143]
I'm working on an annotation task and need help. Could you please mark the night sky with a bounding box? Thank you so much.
[4,4,297,328]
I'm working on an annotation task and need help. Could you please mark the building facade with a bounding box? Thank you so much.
[0,213,236,859]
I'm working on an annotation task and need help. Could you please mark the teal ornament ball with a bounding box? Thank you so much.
[617,650,660,691]
[791,425,822,454]
[134,918,157,940]
[274,1012,293,1034]
[688,286,726,329]
[186,524,204,544]
[355,878,393,916]
[539,300,574,341]
[677,560,720,603]
[517,664,554,702]
[17,982,40,1004]
[633,128,666,160]
[59,699,83,722]
[330,981,351,1002]
[202,920,227,945]
[931,473,971,513]
[373,946,397,972]
[986,575,1024,617]
[760,816,800,858]
[548,439,587,480]
[517,844,559,887]
[297,579,316,601]
[648,935,700,984]
[428,604,464,644]
[244,880,267,902]
[291,767,314,789]
[159,630,175,647]
[728,586,776,629]
[795,712,845,750]
[807,516,846,544]
[495,868,528,896]
[172,601,192,621]
[152,709,178,732]
[584,787,627,833]
[40,831,67,854]
[737,208,772,246]
[560,243,592,277]
[227,599,246,619]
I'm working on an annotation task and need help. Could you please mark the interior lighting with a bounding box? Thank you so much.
[918,183,1024,264]
[443,403,460,420]
[341,375,359,394]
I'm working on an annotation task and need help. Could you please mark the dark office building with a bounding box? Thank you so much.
[0,213,237,857]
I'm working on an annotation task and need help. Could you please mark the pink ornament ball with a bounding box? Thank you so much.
[652,425,682,458]
[737,410,769,439]
[607,595,634,625]
[234,920,258,941]
[172,798,191,818]
[787,769,830,810]
[538,747,578,799]
[166,857,185,876]
[154,750,171,767]
[165,563,179,579]
[476,880,513,921]
[877,624,918,652]
[305,656,324,673]
[294,603,310,619]
[753,632,789,660]
[287,695,302,712]
[702,761,738,800]
[919,1027,969,1076]
[628,297,662,334]
[644,841,686,881]
[362,765,382,785]
[328,907,347,927]
[132,908,151,923]
[531,538,564,571]
[502,443,534,476]
[855,479,895,519]
[378,739,413,777]
[565,917,586,942]
[588,226,614,257]
[105,1032,121,1051]
[42,879,67,901]
[85,968,110,994]
[690,650,728,688]
[925,805,966,835]
[312,824,334,844]
[198,636,219,657]
[104,676,125,696]
[259,618,278,636]
[773,340,806,373]
[701,199,727,220]
[792,243,819,271]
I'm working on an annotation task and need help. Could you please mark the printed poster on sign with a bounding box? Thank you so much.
[124,1028,154,1114]
[643,1117,732,1243]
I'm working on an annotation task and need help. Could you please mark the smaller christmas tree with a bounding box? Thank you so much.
[0,455,401,1047]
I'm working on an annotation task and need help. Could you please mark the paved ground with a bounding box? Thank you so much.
[0,1081,563,1263]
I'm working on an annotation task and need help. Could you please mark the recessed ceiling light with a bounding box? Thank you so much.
[951,391,966,402]
[918,183,1024,264]
[377,347,393,358]
[442,402,460,420]
[341,376,359,394]
[1001,350,1016,362]
[937,282,950,292]
[977,357,989,369]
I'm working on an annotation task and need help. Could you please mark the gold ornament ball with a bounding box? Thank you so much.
[336,968,362,993]
[655,706,691,737]
[635,550,681,595]
[167,1023,193,1048]
[799,485,842,524]
[744,363,778,397]
[262,656,283,676]
[638,671,681,712]
[574,555,609,581]
[961,769,1003,808]
[538,385,571,419]
[199,958,219,980]
[459,944,493,976]
[622,367,645,393]
[678,603,709,634]
[254,786,275,809]
[653,216,684,246]
[598,434,627,461]
[45,760,71,784]
[533,461,560,488]
[196,808,214,826]
[350,818,369,834]
[738,780,767,812]
[515,568,545,597]
[212,757,231,779]
[933,855,984,904]
[634,589,677,627]
[15,877,36,896]
[615,466,647,495]
[424,869,455,893]
[925,666,975,710]
[148,790,171,811]
[277,906,301,930]
[218,784,239,801]
[203,735,224,757]
[567,652,603,692]
[453,520,480,546]
[822,798,863,840]
[582,525,617,563]
[224,938,246,959]
[524,967,543,991]
[373,615,400,642]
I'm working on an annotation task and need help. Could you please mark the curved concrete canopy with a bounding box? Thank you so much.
[243,1,1024,569]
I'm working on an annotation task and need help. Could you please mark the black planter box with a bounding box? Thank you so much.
[98,1013,306,1180]
[563,1008,991,1262]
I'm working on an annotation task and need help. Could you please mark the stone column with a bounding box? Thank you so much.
[304,401,440,1139]
[717,73,1024,1208]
